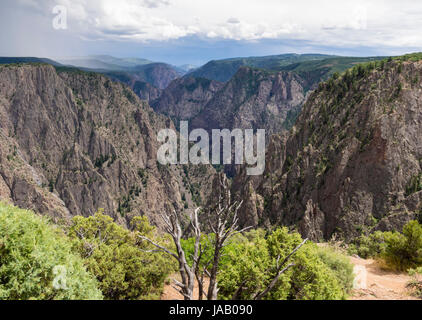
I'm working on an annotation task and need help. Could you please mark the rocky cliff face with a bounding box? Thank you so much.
[103,74,163,103]
[151,66,310,178]
[154,67,309,135]
[102,63,183,102]
[191,67,308,134]
[234,58,422,240]
[132,80,162,102]
[0,64,214,226]
[151,77,224,121]
[131,63,183,90]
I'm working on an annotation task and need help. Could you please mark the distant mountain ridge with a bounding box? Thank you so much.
[187,54,385,83]
[0,57,63,66]
[277,56,386,88]
[1,54,385,95]
[55,55,154,70]
[88,55,153,67]
[56,56,185,91]
[187,54,335,82]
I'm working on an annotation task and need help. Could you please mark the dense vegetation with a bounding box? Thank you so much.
[0,202,175,300]
[348,219,422,297]
[349,220,422,272]
[68,211,175,300]
[0,202,102,300]
[0,200,355,300]
[3,160,422,299]
[182,228,354,300]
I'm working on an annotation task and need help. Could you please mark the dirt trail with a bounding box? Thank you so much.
[161,257,420,300]
[349,256,418,300]
[161,275,210,300]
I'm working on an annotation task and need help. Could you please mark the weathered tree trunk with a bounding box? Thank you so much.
[139,174,252,301]
[139,209,201,300]
[207,246,221,300]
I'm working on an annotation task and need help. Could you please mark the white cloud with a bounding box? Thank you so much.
[14,0,422,49]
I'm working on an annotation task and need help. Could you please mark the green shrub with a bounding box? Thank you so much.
[267,228,347,300]
[383,221,422,271]
[0,202,102,300]
[348,231,389,258]
[217,228,350,300]
[219,233,280,300]
[349,221,422,272]
[68,211,175,300]
[405,173,422,197]
[182,234,215,268]
[407,267,422,298]
[315,246,354,293]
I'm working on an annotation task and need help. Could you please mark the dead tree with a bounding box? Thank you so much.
[205,174,252,300]
[193,235,213,300]
[139,208,202,300]
[139,174,252,301]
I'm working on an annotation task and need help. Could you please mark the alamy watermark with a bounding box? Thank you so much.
[157,122,266,176]
[52,265,68,290]
[353,265,368,290]
[52,5,67,30]
[351,5,368,30]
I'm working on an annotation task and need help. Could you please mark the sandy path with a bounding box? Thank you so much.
[349,256,419,300]
[161,274,210,300]
[161,257,420,300]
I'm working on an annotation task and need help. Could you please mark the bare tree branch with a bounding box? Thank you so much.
[138,235,178,260]
[171,284,192,300]
[205,174,253,300]
[278,238,308,270]
[253,238,308,300]
[232,279,248,300]
[254,263,295,300]
[140,208,204,300]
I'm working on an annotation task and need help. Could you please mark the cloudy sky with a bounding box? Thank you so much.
[1,0,422,65]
